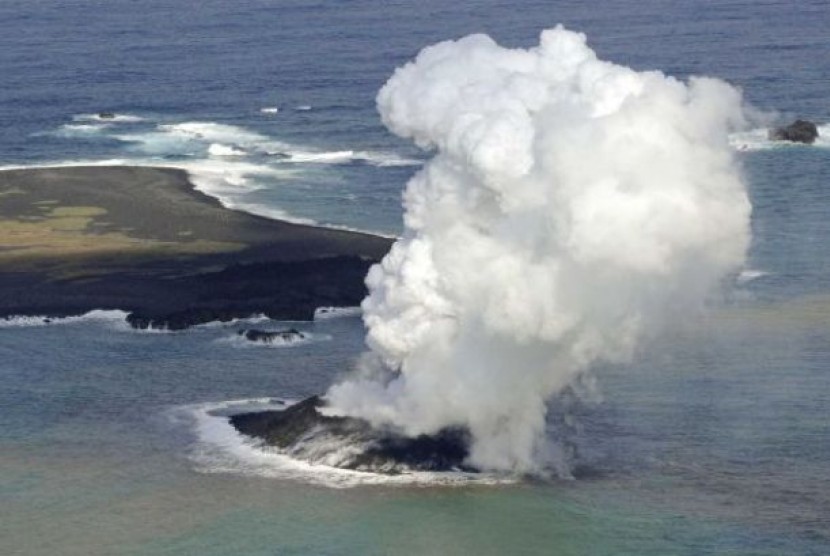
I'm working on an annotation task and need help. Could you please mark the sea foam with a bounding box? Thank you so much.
[729,123,829,151]
[173,398,513,488]
[0,310,130,329]
[313,306,362,320]
[216,330,330,349]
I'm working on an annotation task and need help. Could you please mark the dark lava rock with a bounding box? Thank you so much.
[238,327,306,344]
[123,256,380,330]
[769,119,819,144]
[230,396,475,474]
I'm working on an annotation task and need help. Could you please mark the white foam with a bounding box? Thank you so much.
[351,151,422,167]
[287,150,356,163]
[174,399,515,488]
[188,314,274,329]
[729,124,829,151]
[129,314,276,333]
[216,330,330,349]
[288,151,354,164]
[113,130,204,156]
[0,159,135,172]
[314,306,362,320]
[737,269,769,284]
[168,158,286,197]
[0,309,130,329]
[294,105,312,111]
[207,143,247,157]
[110,121,276,157]
[158,122,272,147]
[218,199,317,225]
[51,123,113,137]
[260,107,280,114]
[285,149,421,167]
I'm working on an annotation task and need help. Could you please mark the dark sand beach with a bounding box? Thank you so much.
[0,166,392,328]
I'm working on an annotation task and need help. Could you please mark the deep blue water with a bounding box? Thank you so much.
[1,1,829,554]
[1,0,828,234]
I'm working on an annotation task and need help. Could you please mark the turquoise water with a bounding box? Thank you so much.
[2,0,830,554]
[2,299,828,554]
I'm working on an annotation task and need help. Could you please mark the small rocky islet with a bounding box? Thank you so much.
[229,395,476,474]
[768,119,819,144]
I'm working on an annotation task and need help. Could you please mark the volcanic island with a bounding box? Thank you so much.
[0,165,392,329]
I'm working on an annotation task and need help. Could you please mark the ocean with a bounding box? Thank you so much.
[1,1,829,554]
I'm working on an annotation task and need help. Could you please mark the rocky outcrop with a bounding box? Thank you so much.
[230,396,475,474]
[238,328,306,343]
[123,256,378,330]
[769,120,819,144]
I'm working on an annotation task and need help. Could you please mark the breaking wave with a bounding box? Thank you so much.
[207,143,248,157]
[729,124,829,151]
[285,149,420,167]
[0,310,131,329]
[216,330,330,349]
[49,123,113,138]
[313,306,362,320]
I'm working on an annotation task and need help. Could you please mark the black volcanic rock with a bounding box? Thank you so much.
[238,327,306,344]
[230,396,475,474]
[769,119,819,144]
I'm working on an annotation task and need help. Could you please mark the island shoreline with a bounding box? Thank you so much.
[0,165,394,329]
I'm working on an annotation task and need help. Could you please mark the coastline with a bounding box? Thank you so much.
[0,165,393,329]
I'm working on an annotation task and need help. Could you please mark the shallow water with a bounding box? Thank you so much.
[2,296,828,554]
[2,0,830,554]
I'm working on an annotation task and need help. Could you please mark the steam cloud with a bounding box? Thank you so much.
[325,27,751,473]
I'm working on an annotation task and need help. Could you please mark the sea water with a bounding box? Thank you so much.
[1,1,829,554]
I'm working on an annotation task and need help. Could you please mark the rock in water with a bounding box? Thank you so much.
[229,396,475,474]
[769,119,819,144]
[238,328,306,344]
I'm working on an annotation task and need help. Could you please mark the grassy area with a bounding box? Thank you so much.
[0,202,243,270]
[0,164,392,275]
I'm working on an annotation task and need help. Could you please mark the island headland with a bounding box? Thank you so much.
[0,166,393,329]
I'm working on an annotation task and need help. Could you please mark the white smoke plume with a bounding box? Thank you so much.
[324,26,751,473]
